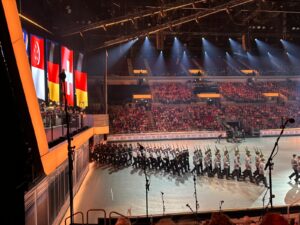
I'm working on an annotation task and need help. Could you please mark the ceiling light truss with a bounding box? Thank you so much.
[62,0,206,37]
[91,0,255,51]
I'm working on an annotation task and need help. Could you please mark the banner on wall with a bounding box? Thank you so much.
[46,40,60,103]
[61,46,74,106]
[30,34,45,100]
[75,70,88,108]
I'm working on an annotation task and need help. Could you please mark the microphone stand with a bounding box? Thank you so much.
[145,171,150,219]
[140,145,150,221]
[60,71,75,224]
[264,119,289,209]
[193,175,199,214]
[262,187,270,212]
[161,192,165,216]
[219,201,224,213]
[186,204,199,224]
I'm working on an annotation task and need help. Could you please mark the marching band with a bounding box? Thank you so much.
[89,142,293,187]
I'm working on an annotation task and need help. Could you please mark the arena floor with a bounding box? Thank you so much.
[62,136,300,224]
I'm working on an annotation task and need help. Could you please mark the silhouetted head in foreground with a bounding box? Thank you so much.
[207,212,234,225]
[260,213,289,225]
[115,217,131,225]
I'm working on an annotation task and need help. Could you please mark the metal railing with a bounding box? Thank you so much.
[64,212,84,225]
[109,211,130,225]
[87,209,107,225]
[42,112,87,142]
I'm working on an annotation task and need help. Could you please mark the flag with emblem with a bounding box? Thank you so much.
[61,46,74,106]
[46,40,60,103]
[75,70,88,108]
[30,34,45,100]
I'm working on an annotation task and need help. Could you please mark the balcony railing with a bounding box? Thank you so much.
[42,112,87,143]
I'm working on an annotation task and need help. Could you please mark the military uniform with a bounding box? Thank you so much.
[223,151,230,179]
[288,154,298,182]
[256,158,268,187]
[243,149,254,182]
[231,149,242,181]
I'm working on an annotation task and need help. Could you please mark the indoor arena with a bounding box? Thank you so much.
[1,0,300,225]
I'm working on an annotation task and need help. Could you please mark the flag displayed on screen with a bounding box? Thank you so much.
[30,34,45,100]
[46,40,60,103]
[75,70,88,108]
[61,46,74,106]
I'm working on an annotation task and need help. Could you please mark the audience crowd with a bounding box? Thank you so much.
[110,105,152,133]
[109,103,300,134]
[109,81,300,134]
[151,105,224,132]
[151,82,194,104]
[219,82,267,103]
[219,81,300,102]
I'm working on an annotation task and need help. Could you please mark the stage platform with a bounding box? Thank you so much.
[60,136,300,224]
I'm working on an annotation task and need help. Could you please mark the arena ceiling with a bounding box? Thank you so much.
[20,0,300,51]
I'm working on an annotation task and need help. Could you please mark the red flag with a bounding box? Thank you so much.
[75,70,88,108]
[61,46,74,106]
[30,35,45,100]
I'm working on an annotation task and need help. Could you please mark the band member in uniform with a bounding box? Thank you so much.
[196,148,203,175]
[253,149,260,178]
[208,148,213,176]
[243,148,254,183]
[289,154,298,182]
[191,150,200,175]
[223,149,230,179]
[256,158,268,187]
[215,134,222,144]
[132,148,138,168]
[212,148,222,178]
[295,156,300,184]
[204,148,212,176]
[231,148,242,181]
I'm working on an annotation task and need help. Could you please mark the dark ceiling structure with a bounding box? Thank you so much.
[19,0,300,52]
